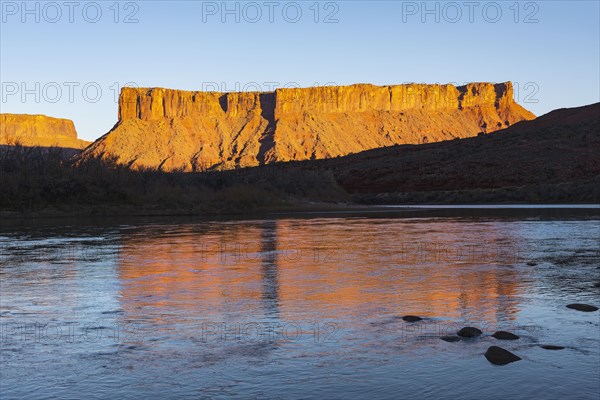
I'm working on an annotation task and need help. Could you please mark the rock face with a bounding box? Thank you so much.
[81,82,535,171]
[0,114,89,149]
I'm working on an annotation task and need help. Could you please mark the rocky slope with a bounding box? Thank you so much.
[296,102,599,198]
[2,103,596,215]
[0,114,90,149]
[80,82,535,171]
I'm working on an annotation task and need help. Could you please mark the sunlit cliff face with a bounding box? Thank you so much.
[80,82,535,171]
[115,219,525,327]
[0,114,90,149]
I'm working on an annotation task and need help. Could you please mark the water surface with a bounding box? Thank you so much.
[1,211,599,399]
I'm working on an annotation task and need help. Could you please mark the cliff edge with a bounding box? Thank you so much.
[1,114,90,149]
[80,82,535,171]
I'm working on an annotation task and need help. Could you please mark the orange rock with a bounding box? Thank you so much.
[0,114,90,149]
[81,82,535,171]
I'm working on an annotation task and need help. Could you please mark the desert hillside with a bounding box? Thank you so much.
[79,82,535,171]
[1,102,597,214]
[289,102,600,200]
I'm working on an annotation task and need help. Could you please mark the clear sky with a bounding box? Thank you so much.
[1,0,599,141]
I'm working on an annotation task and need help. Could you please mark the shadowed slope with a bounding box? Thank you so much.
[305,102,600,199]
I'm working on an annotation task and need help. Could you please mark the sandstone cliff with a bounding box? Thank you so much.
[0,114,90,149]
[81,82,535,171]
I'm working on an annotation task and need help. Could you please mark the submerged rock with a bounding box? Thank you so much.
[540,345,565,350]
[566,303,599,312]
[484,346,522,365]
[440,335,461,342]
[593,282,600,288]
[402,315,423,322]
[526,262,537,266]
[457,327,482,338]
[492,331,520,340]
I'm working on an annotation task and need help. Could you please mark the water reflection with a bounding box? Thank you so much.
[258,220,280,317]
[115,219,526,330]
[1,217,598,399]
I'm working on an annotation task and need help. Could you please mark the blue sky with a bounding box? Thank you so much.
[1,1,599,141]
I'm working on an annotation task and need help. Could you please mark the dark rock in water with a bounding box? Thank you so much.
[440,335,461,342]
[402,315,422,322]
[593,282,600,288]
[457,327,482,337]
[492,331,520,340]
[541,345,565,350]
[566,303,599,312]
[526,262,537,266]
[485,346,522,365]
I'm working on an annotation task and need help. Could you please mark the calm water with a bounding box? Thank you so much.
[1,211,599,399]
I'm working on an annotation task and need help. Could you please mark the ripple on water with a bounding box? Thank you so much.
[0,215,599,398]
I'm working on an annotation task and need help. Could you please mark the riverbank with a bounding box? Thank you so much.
[2,202,598,223]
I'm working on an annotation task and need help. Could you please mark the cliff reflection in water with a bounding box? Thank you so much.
[3,216,599,399]
[116,219,525,328]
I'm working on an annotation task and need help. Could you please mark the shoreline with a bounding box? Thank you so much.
[2,202,598,224]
